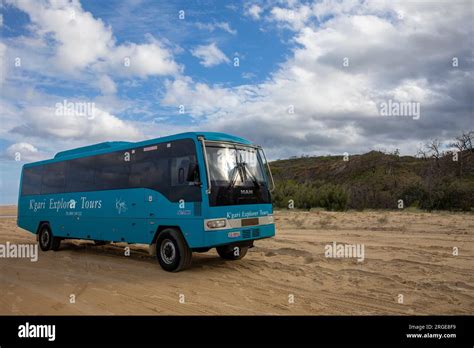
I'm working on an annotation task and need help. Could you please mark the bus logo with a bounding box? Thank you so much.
[115,198,128,214]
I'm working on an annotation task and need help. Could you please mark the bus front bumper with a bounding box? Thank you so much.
[203,222,276,248]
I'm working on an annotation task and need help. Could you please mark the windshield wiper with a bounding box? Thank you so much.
[226,148,263,192]
[242,162,261,190]
[227,161,262,192]
[227,162,245,191]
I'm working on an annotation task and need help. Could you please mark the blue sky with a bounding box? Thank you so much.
[0,0,473,203]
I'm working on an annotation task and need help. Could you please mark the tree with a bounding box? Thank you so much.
[450,130,474,177]
[426,139,443,167]
[416,142,429,159]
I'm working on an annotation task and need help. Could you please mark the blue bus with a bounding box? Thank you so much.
[17,132,275,271]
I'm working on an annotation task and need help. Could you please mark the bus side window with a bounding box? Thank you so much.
[129,150,169,192]
[66,157,96,192]
[130,160,155,187]
[41,162,66,194]
[95,152,130,190]
[22,166,43,195]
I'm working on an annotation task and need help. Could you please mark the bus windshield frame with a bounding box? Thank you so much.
[199,138,275,206]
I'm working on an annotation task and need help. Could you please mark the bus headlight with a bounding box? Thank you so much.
[206,219,227,229]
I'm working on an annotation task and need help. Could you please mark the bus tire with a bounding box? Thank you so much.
[51,237,61,251]
[216,245,248,260]
[156,229,192,272]
[38,224,61,251]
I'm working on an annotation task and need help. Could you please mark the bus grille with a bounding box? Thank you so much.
[242,228,260,239]
[242,229,251,239]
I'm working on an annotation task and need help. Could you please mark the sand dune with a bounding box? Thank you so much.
[0,206,472,315]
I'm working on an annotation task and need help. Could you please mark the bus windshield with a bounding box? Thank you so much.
[207,144,266,187]
[204,143,272,206]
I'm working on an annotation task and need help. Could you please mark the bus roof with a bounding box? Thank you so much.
[24,132,254,167]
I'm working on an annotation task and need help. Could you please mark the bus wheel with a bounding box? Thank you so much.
[216,245,248,260]
[156,229,192,272]
[38,224,61,251]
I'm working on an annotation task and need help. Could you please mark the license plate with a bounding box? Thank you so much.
[241,218,259,227]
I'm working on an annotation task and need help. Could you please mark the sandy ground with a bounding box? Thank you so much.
[0,205,473,315]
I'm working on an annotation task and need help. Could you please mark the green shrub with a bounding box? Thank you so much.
[315,183,348,211]
[423,180,473,211]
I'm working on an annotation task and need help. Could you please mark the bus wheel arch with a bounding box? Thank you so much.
[36,221,50,236]
[150,225,189,249]
[37,222,61,252]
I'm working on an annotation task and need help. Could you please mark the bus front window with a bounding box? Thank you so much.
[207,145,265,187]
[205,143,271,206]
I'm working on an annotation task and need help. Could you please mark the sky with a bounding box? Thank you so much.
[0,0,473,203]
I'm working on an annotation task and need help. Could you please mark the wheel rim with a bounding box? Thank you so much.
[160,239,176,264]
[41,229,50,247]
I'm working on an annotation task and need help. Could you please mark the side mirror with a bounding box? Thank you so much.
[186,162,200,184]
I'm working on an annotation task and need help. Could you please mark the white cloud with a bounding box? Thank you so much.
[97,75,117,95]
[4,142,44,162]
[195,21,237,35]
[5,0,179,78]
[191,42,230,67]
[6,0,113,72]
[269,4,313,30]
[242,72,256,79]
[10,105,142,142]
[162,76,243,116]
[247,4,263,20]
[108,40,180,78]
